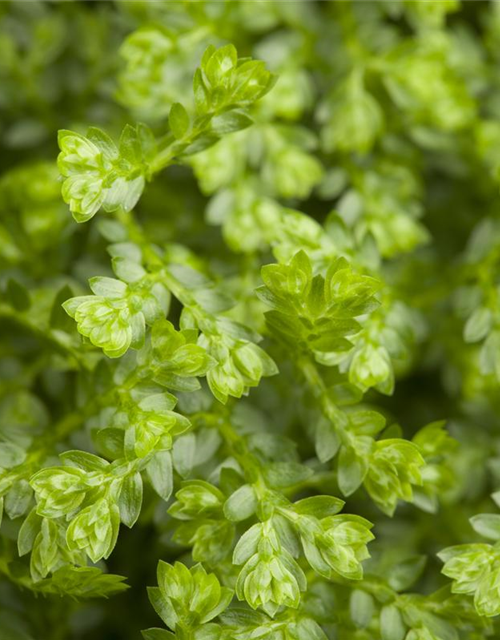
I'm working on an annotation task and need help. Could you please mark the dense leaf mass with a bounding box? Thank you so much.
[1,1,500,639]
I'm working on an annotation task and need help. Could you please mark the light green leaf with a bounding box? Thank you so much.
[169,103,190,140]
[146,451,173,501]
[470,514,500,541]
[224,485,257,522]
[118,472,143,528]
[380,605,406,640]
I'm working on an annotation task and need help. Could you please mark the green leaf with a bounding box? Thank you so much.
[169,103,190,140]
[350,589,375,628]
[211,111,254,136]
[387,555,426,591]
[112,257,146,283]
[321,69,383,154]
[118,472,143,528]
[146,451,173,501]
[203,44,238,87]
[233,523,262,566]
[66,498,120,563]
[464,307,493,343]
[364,439,424,515]
[37,566,128,598]
[5,480,32,519]
[60,450,109,472]
[151,561,232,630]
[338,446,368,496]
[58,126,147,222]
[380,605,406,640]
[0,442,26,469]
[169,480,224,520]
[293,496,345,518]
[89,276,127,299]
[264,462,313,489]
[172,433,196,479]
[224,485,257,521]
[300,513,374,580]
[315,418,341,463]
[194,44,275,114]
[470,514,500,541]
[17,508,42,556]
[31,466,87,518]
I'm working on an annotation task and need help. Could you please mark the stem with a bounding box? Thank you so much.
[0,387,116,494]
[0,304,90,370]
[148,112,217,176]
[297,356,350,446]
[115,209,219,336]
[163,270,219,336]
[210,411,266,487]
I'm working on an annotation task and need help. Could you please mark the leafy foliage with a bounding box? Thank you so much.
[1,1,500,639]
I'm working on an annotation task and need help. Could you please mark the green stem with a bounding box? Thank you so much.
[297,356,350,446]
[0,387,116,494]
[212,411,266,487]
[0,304,90,370]
[148,112,217,176]
[115,209,220,336]
[160,269,218,335]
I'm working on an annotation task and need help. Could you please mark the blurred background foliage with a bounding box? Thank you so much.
[3,0,500,638]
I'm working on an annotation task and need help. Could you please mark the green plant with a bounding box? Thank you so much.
[2,1,500,639]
